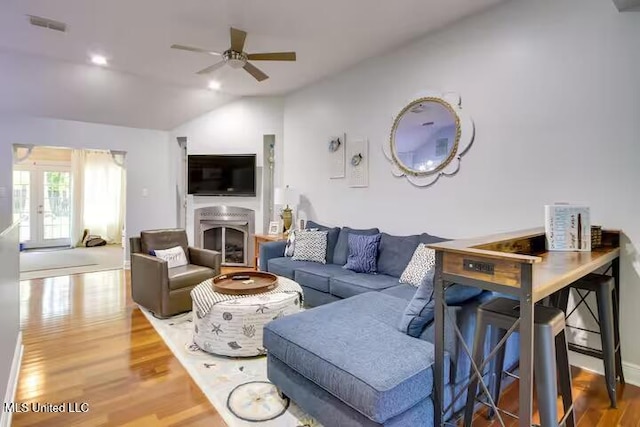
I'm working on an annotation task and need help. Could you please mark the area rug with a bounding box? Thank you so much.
[140,308,322,427]
[20,245,124,280]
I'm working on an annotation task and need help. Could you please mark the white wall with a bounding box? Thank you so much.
[283,0,640,366]
[170,97,284,242]
[0,116,175,255]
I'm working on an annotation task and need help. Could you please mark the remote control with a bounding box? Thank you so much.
[231,275,251,281]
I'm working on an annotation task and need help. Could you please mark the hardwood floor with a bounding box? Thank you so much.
[13,270,227,427]
[470,366,640,426]
[12,269,640,426]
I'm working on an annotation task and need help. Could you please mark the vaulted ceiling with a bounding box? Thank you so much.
[0,0,505,130]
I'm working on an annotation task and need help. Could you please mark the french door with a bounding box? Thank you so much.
[13,166,72,249]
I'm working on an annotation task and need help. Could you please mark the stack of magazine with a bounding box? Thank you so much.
[544,204,591,251]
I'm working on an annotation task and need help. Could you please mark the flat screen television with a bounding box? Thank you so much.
[188,154,256,196]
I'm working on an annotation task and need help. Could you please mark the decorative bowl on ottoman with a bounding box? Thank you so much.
[190,275,303,357]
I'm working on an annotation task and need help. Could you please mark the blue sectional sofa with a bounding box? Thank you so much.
[260,222,519,426]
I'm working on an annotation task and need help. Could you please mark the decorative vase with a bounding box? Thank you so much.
[281,206,293,233]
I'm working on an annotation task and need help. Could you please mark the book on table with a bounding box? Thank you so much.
[545,203,591,251]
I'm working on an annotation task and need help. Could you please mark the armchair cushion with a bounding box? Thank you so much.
[168,264,216,291]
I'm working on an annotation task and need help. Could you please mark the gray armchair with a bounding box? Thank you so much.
[130,228,221,317]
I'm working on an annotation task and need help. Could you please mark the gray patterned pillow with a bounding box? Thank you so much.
[400,244,436,286]
[292,230,328,264]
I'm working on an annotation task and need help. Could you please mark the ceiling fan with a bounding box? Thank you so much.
[171,27,296,82]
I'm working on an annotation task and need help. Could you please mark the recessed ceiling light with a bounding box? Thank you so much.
[90,55,108,66]
[208,80,221,90]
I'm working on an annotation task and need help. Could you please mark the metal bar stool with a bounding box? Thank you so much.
[551,273,623,408]
[464,297,575,427]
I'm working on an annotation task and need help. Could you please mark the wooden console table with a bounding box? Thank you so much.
[253,233,287,270]
[428,227,620,427]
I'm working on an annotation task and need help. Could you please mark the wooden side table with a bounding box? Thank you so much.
[253,233,287,270]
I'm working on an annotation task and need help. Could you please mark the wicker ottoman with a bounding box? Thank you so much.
[191,276,303,357]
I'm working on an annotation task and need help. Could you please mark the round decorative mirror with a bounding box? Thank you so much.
[383,92,474,187]
[391,98,459,176]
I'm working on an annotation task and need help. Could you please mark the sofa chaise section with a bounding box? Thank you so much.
[265,291,521,425]
[264,293,451,426]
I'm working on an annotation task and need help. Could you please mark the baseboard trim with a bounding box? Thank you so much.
[569,350,640,387]
[1,332,23,427]
[124,260,131,270]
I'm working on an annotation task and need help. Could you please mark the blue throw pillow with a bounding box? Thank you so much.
[333,226,380,265]
[399,270,484,337]
[343,233,381,273]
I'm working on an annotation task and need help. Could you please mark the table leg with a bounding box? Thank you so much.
[434,251,445,427]
[519,264,534,427]
[612,257,625,384]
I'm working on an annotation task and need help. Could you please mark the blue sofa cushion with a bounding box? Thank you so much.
[333,226,380,265]
[330,273,400,299]
[344,233,381,274]
[260,240,287,271]
[294,263,355,293]
[399,270,484,337]
[268,355,436,427]
[307,221,340,264]
[267,257,321,280]
[264,292,450,423]
[377,233,420,278]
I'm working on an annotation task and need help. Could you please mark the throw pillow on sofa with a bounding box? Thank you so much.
[333,226,380,265]
[399,269,484,337]
[400,244,436,286]
[306,221,340,263]
[292,230,328,264]
[343,233,381,273]
[151,246,188,269]
[284,231,296,257]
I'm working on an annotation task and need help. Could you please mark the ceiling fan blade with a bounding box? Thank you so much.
[243,62,269,82]
[196,61,226,75]
[230,27,247,52]
[247,52,296,61]
[171,44,221,56]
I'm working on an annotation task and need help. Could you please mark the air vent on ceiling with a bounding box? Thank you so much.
[27,15,67,32]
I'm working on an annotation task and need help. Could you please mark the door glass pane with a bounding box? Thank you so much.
[12,170,30,242]
[42,171,71,240]
[203,227,222,252]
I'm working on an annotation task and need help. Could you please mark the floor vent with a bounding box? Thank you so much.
[27,15,67,33]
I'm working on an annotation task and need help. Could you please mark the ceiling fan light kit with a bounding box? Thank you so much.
[171,27,297,82]
[223,50,248,69]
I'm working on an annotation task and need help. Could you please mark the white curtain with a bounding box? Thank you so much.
[82,151,125,244]
[70,150,86,246]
